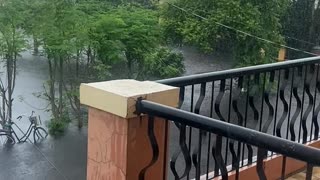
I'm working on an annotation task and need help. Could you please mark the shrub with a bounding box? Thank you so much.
[48,114,71,136]
[144,47,185,79]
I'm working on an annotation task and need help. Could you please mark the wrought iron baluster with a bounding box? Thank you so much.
[206,81,215,179]
[272,71,281,156]
[170,86,192,180]
[280,156,287,180]
[262,71,275,134]
[273,71,281,135]
[212,138,228,180]
[311,64,320,141]
[170,123,192,180]
[163,120,169,179]
[276,69,290,138]
[210,81,215,119]
[139,116,159,180]
[290,66,303,141]
[192,83,206,180]
[313,65,320,140]
[178,87,185,109]
[249,74,260,126]
[286,68,295,140]
[187,85,195,179]
[306,164,314,180]
[230,76,244,178]
[256,148,267,180]
[224,78,233,166]
[299,66,308,142]
[259,73,267,132]
[213,79,227,178]
[262,71,275,160]
[194,83,206,115]
[173,87,185,130]
[281,69,294,180]
[191,85,195,113]
[215,80,226,122]
[247,74,260,163]
[256,71,275,177]
[302,65,315,143]
[242,76,253,166]
[206,133,211,180]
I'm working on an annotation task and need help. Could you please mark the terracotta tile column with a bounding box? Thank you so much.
[80,80,179,180]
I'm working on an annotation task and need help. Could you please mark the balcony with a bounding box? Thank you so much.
[80,56,320,180]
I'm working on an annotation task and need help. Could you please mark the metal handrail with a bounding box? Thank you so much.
[157,56,320,86]
[137,99,320,166]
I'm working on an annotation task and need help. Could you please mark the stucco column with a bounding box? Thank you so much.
[80,80,179,180]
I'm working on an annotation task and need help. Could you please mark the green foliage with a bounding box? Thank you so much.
[282,0,320,58]
[48,115,70,136]
[0,0,186,133]
[100,0,158,8]
[91,61,112,80]
[91,5,161,78]
[0,0,28,124]
[162,0,289,66]
[144,47,184,79]
[91,14,127,64]
[47,106,71,136]
[90,4,185,80]
[0,0,27,56]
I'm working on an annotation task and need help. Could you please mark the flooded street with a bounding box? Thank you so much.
[0,51,88,180]
[0,47,234,180]
[2,47,316,180]
[1,47,316,180]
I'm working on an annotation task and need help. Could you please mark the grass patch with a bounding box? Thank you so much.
[48,115,71,136]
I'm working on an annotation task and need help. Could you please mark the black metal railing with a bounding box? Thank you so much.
[154,56,320,179]
[136,100,320,180]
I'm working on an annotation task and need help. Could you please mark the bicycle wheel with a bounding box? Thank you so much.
[33,127,48,143]
[0,132,15,146]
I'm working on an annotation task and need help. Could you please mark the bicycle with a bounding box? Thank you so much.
[0,111,48,145]
[0,129,15,146]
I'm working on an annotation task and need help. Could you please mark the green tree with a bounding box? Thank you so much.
[34,0,89,131]
[282,0,320,58]
[22,0,46,55]
[162,0,288,66]
[91,5,161,79]
[144,47,184,79]
[17,0,184,134]
[0,0,26,126]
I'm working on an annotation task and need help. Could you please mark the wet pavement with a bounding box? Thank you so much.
[0,51,87,180]
[1,47,317,180]
[0,46,234,180]
[2,46,318,180]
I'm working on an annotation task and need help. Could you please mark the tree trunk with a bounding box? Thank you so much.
[308,0,317,45]
[76,51,79,81]
[2,89,5,126]
[76,51,82,128]
[33,36,39,55]
[7,58,13,123]
[75,97,82,128]
[126,53,133,78]
[58,55,64,118]
[48,58,57,119]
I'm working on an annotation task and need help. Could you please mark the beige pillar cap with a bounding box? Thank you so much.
[80,79,179,118]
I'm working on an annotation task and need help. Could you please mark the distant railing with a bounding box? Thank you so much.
[152,56,320,179]
[136,100,320,180]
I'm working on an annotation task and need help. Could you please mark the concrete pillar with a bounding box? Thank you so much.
[80,80,179,180]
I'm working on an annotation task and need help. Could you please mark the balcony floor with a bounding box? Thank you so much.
[286,167,320,180]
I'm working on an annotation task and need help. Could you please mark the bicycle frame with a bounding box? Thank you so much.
[11,128,22,143]
[12,122,36,143]
[1,111,48,144]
